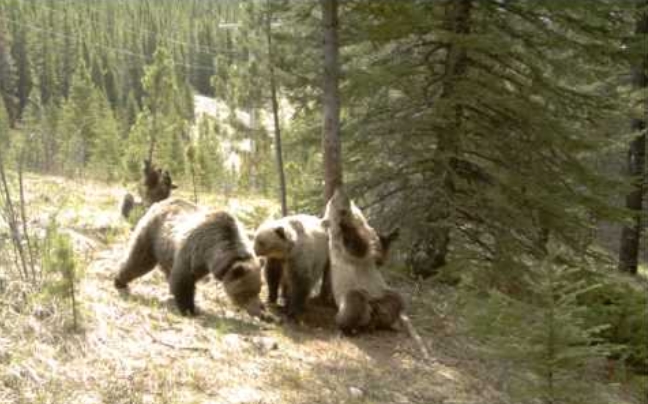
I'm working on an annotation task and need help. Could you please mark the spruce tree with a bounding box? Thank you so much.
[469,253,613,404]
[124,47,188,180]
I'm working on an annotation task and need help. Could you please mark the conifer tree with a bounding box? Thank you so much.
[124,47,188,180]
[469,253,613,404]
[618,3,647,274]
[0,18,17,125]
[59,60,95,176]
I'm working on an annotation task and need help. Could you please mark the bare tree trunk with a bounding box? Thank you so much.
[266,0,288,217]
[70,268,78,331]
[0,151,29,280]
[17,149,37,281]
[317,0,343,306]
[148,112,157,163]
[618,7,647,274]
[321,0,342,202]
[189,160,198,204]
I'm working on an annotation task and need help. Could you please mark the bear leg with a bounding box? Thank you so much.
[264,258,283,305]
[335,289,372,335]
[114,235,158,289]
[284,267,312,320]
[369,290,404,330]
[169,262,198,316]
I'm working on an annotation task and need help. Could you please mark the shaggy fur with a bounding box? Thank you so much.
[324,188,404,334]
[120,192,136,219]
[121,160,177,219]
[142,159,177,206]
[253,215,329,319]
[114,198,263,317]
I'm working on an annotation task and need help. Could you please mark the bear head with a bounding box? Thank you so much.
[221,257,264,317]
[324,188,376,259]
[253,221,297,260]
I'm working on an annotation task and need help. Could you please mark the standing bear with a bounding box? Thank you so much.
[114,198,264,317]
[323,188,404,334]
[120,159,178,219]
[253,215,329,320]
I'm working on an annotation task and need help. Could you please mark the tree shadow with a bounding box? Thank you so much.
[269,296,427,368]
[115,289,264,335]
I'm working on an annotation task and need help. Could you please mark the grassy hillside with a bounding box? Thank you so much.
[0,174,641,404]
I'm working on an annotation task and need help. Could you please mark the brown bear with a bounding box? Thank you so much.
[253,215,329,319]
[121,159,177,219]
[114,198,264,317]
[323,188,404,334]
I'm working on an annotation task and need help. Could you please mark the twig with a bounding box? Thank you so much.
[143,328,211,353]
[400,313,432,362]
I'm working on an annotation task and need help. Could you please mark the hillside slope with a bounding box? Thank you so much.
[0,175,639,404]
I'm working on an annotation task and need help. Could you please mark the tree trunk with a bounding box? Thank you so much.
[266,0,288,217]
[618,7,647,274]
[0,151,29,281]
[318,0,342,306]
[321,0,342,202]
[410,0,472,278]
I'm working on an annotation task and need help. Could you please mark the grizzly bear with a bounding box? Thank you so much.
[114,198,264,317]
[121,159,177,219]
[253,215,329,319]
[323,188,404,334]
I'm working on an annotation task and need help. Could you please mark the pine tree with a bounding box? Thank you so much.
[0,17,18,126]
[338,1,631,278]
[618,3,647,274]
[468,253,613,404]
[124,47,188,180]
[42,218,81,332]
[59,60,97,176]
[89,89,121,181]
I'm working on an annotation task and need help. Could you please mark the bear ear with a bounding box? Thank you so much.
[274,226,287,240]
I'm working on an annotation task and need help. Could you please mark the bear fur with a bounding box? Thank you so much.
[114,198,263,317]
[253,215,329,319]
[121,159,177,219]
[323,188,404,334]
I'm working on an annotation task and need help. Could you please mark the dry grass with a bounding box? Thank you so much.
[0,174,642,404]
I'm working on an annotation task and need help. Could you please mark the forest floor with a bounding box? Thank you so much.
[0,174,643,404]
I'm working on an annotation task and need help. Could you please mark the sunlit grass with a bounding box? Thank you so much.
[0,172,643,404]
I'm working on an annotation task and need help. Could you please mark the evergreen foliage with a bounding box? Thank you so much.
[579,273,648,375]
[467,252,614,404]
[123,47,189,180]
[41,217,81,331]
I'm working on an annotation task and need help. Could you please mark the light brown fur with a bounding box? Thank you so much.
[324,188,404,334]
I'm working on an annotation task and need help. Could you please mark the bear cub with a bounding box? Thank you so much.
[253,215,329,319]
[324,188,404,334]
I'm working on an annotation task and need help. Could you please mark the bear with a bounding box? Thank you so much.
[121,159,177,219]
[316,225,399,307]
[323,188,404,334]
[114,198,264,317]
[141,159,177,206]
[253,215,329,320]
